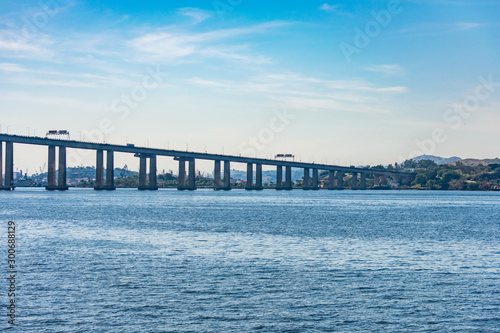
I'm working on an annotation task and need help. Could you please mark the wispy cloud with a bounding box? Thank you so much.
[318,3,355,17]
[365,64,406,76]
[319,3,340,12]
[0,62,135,88]
[189,77,230,88]
[126,21,288,64]
[0,30,55,58]
[177,7,212,24]
[188,72,407,114]
[0,62,27,72]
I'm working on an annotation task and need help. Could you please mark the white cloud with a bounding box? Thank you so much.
[189,77,230,88]
[319,4,339,12]
[0,62,27,72]
[185,72,407,114]
[365,64,406,76]
[177,7,212,24]
[126,21,288,64]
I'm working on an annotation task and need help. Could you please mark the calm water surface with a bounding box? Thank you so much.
[1,188,499,332]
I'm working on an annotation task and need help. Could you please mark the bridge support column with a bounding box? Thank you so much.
[222,160,231,190]
[328,170,335,190]
[178,159,185,188]
[106,150,116,190]
[336,171,344,190]
[47,145,56,189]
[187,158,196,190]
[139,155,148,189]
[381,175,388,186]
[148,155,158,190]
[1,141,14,190]
[360,173,367,190]
[5,142,13,190]
[6,142,13,190]
[276,166,283,190]
[94,150,104,190]
[311,169,319,190]
[138,154,158,190]
[255,163,263,190]
[303,168,310,190]
[246,163,253,190]
[46,146,68,190]
[284,166,292,190]
[57,146,68,190]
[373,174,380,187]
[351,172,358,190]
[176,158,186,190]
[214,160,221,190]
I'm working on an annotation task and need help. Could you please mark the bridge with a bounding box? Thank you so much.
[0,134,416,191]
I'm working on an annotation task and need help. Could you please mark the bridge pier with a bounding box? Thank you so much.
[176,157,196,190]
[46,145,68,190]
[381,175,388,186]
[373,174,380,187]
[95,150,116,190]
[245,163,253,190]
[351,172,358,190]
[188,158,196,190]
[284,166,293,190]
[47,145,56,189]
[222,160,231,190]
[58,146,68,190]
[139,155,147,188]
[336,171,344,190]
[149,155,158,190]
[0,141,14,190]
[276,165,283,190]
[311,168,319,190]
[256,164,263,190]
[303,168,310,190]
[138,154,157,190]
[214,160,222,190]
[245,163,263,190]
[328,170,335,190]
[106,150,116,190]
[360,173,367,190]
[95,150,104,189]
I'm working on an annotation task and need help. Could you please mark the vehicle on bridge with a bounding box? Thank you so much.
[275,154,295,161]
[46,130,70,139]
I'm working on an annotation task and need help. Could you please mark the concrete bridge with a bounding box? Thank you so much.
[0,134,416,191]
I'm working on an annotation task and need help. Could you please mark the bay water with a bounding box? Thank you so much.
[1,188,499,332]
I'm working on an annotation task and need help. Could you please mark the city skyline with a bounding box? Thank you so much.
[1,0,499,173]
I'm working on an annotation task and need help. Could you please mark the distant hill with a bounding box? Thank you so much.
[412,155,462,165]
[448,158,500,167]
[32,166,138,180]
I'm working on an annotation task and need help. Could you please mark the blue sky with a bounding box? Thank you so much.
[1,0,499,173]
